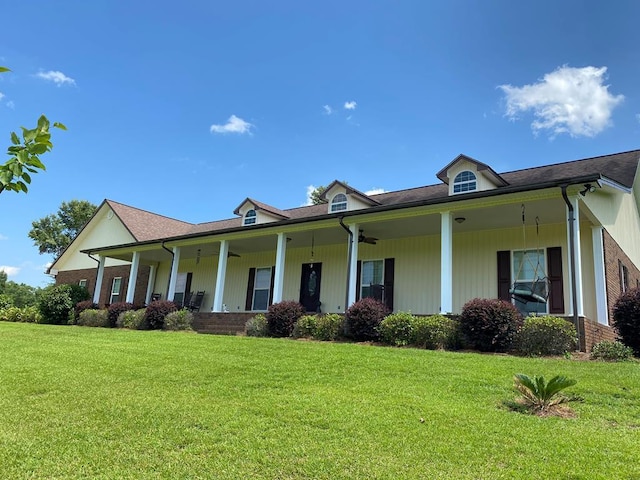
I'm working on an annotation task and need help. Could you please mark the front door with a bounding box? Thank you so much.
[299,263,322,313]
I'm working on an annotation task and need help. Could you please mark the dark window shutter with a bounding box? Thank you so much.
[268,266,276,306]
[384,258,395,311]
[497,251,511,301]
[547,247,564,314]
[245,268,256,310]
[355,261,362,301]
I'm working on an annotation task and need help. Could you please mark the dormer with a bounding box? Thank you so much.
[436,154,508,196]
[320,180,381,213]
[233,198,290,226]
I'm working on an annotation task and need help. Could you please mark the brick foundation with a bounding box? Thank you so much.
[55,265,150,307]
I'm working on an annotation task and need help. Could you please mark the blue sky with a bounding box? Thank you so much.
[1,0,639,287]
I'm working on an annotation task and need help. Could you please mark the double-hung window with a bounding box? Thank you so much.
[361,260,383,300]
[512,250,546,315]
[110,277,122,304]
[252,267,272,310]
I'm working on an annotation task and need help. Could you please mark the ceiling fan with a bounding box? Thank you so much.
[358,229,378,245]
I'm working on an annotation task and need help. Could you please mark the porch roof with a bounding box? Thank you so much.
[82,149,640,254]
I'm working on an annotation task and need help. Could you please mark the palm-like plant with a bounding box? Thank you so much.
[513,374,577,414]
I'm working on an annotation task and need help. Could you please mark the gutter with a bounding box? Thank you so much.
[560,185,582,351]
[338,216,354,313]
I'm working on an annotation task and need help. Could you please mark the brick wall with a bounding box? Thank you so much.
[602,229,640,323]
[55,265,150,307]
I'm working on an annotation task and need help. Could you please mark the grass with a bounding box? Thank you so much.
[0,322,639,479]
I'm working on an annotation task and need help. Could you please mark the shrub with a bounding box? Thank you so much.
[144,300,178,330]
[292,314,317,339]
[66,284,91,306]
[0,306,23,322]
[77,309,109,327]
[73,300,99,325]
[459,298,522,352]
[266,301,305,337]
[0,294,13,310]
[117,309,147,329]
[513,374,577,416]
[515,315,577,356]
[164,309,194,331]
[413,314,459,350]
[612,288,640,356]
[245,313,268,337]
[590,340,634,362]
[38,284,74,325]
[107,302,135,328]
[313,314,344,341]
[379,312,416,346]
[344,298,388,342]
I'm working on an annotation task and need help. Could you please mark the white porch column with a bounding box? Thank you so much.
[567,198,584,316]
[125,251,140,303]
[347,223,359,307]
[592,226,609,324]
[440,211,453,313]
[93,255,106,304]
[213,240,229,312]
[167,246,181,302]
[272,233,287,304]
[145,264,157,305]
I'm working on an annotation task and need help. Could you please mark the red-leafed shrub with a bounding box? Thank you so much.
[459,298,522,352]
[144,300,178,330]
[344,298,388,342]
[266,301,306,337]
[107,302,135,328]
[612,288,640,356]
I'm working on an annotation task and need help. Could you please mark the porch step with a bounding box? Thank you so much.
[192,312,253,336]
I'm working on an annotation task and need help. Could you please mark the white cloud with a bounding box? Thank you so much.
[36,70,76,86]
[0,92,4,101]
[323,105,333,115]
[210,114,254,135]
[0,233,7,240]
[0,266,20,277]
[365,188,385,195]
[344,101,357,110]
[499,66,624,138]
[6,100,14,109]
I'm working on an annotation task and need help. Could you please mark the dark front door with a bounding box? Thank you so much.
[299,263,322,313]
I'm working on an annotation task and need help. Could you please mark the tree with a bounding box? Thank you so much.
[29,200,98,257]
[0,66,66,195]
[309,185,327,205]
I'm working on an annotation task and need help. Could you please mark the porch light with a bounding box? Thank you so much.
[455,217,466,224]
[579,184,596,196]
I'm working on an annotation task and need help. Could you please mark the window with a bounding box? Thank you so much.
[252,267,272,310]
[78,279,87,288]
[244,209,257,225]
[619,260,629,294]
[330,193,347,212]
[361,260,384,300]
[453,171,477,193]
[110,277,122,304]
[512,250,546,315]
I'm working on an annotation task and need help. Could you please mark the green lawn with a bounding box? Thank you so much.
[0,323,638,479]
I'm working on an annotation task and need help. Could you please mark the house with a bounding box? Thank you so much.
[49,149,640,349]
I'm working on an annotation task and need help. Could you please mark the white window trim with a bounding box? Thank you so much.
[244,209,257,226]
[360,259,384,299]
[252,266,272,311]
[330,193,348,212]
[110,277,122,304]
[452,171,477,194]
[78,279,87,288]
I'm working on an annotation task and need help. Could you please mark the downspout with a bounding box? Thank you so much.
[161,241,174,298]
[560,185,582,351]
[338,216,353,313]
[87,253,100,301]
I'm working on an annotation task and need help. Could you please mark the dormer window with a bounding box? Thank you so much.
[244,209,257,225]
[453,171,477,193]
[330,193,347,212]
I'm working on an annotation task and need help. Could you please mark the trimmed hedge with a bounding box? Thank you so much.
[245,314,268,337]
[78,309,109,327]
[144,300,178,329]
[313,314,344,341]
[590,340,634,362]
[413,314,459,350]
[515,315,577,356]
[612,288,640,356]
[266,301,305,338]
[291,314,317,339]
[117,309,147,329]
[459,298,522,352]
[379,312,416,346]
[344,298,388,342]
[164,309,194,331]
[107,302,135,328]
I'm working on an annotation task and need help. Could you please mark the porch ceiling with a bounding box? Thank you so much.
[102,194,583,262]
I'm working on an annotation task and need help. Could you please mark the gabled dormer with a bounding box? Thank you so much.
[233,198,290,226]
[436,154,508,196]
[320,180,381,213]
